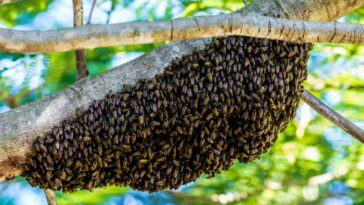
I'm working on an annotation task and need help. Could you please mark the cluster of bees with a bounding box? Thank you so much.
[21,36,312,192]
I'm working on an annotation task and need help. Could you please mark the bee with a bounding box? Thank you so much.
[138,159,148,164]
[137,115,145,125]
[75,161,83,169]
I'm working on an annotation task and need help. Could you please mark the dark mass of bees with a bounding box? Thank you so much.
[21,36,312,192]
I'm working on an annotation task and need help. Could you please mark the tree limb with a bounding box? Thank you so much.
[0,38,210,181]
[87,0,97,24]
[73,0,88,80]
[301,89,364,143]
[0,14,364,53]
[0,0,363,181]
[239,0,364,22]
[44,189,57,205]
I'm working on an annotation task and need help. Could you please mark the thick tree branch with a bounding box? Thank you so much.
[0,39,210,181]
[301,89,364,143]
[73,0,88,80]
[240,0,364,22]
[0,0,363,181]
[0,14,364,53]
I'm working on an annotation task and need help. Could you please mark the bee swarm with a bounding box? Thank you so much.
[21,36,311,192]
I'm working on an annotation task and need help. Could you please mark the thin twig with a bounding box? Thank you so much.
[87,0,97,24]
[301,89,364,143]
[73,0,88,80]
[44,189,57,205]
[105,0,116,24]
[106,10,112,24]
[1,14,363,53]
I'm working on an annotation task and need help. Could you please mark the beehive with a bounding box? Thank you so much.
[21,36,312,192]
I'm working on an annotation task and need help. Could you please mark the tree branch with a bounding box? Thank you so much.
[44,189,57,205]
[301,89,364,143]
[0,14,363,53]
[240,0,364,22]
[105,0,117,24]
[73,0,88,80]
[87,0,97,25]
[0,38,210,181]
[0,0,363,181]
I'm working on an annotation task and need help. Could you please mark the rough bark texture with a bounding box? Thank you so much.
[1,14,364,53]
[240,0,364,22]
[0,0,363,180]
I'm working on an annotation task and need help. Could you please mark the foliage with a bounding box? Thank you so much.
[56,186,128,205]
[0,0,363,205]
[0,0,53,27]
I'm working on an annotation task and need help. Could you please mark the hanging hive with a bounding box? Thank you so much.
[20,36,312,192]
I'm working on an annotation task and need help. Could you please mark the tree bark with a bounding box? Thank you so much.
[301,90,364,143]
[0,0,363,180]
[44,189,57,205]
[240,0,364,22]
[1,14,364,53]
[86,0,97,25]
[73,0,88,80]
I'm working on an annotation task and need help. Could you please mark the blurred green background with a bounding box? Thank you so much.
[0,0,363,204]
